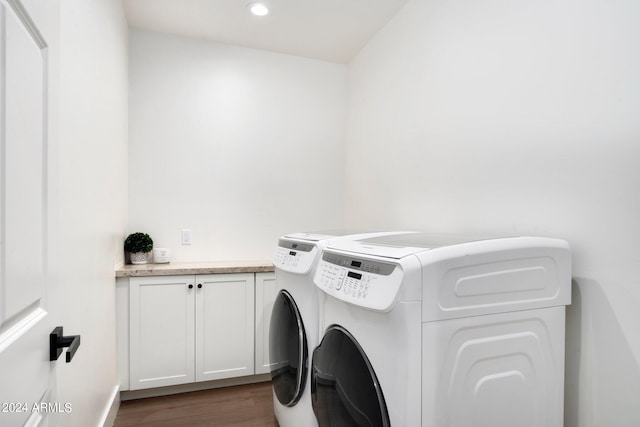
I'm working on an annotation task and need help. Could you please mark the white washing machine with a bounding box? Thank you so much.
[270,230,413,427]
[311,233,571,427]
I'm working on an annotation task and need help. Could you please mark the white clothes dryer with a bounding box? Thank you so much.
[311,233,571,427]
[270,230,413,427]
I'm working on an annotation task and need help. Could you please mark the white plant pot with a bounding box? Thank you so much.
[130,252,148,265]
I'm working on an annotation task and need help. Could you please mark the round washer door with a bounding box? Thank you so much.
[269,290,308,407]
[311,325,390,427]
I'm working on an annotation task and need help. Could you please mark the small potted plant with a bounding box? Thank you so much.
[124,232,154,265]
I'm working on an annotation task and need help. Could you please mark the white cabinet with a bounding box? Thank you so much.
[196,274,255,382]
[129,273,255,390]
[254,272,278,374]
[129,275,195,389]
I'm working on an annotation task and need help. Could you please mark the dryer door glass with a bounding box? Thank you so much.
[311,325,390,427]
[269,290,308,407]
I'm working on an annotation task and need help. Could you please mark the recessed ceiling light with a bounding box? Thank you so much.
[248,2,269,16]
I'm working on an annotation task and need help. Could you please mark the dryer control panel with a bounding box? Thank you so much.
[273,239,317,275]
[314,251,403,311]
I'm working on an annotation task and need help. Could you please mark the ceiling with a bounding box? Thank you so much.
[122,0,409,63]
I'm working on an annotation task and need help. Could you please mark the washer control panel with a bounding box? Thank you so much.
[316,265,373,299]
[273,239,317,274]
[314,251,403,311]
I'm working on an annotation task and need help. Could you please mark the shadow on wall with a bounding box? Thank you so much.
[565,278,640,427]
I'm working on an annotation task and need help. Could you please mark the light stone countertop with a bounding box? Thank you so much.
[115,260,275,278]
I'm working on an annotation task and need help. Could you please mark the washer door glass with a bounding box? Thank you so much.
[311,325,390,427]
[269,290,308,407]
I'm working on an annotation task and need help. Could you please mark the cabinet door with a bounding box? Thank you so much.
[130,275,195,390]
[255,272,278,374]
[196,273,255,381]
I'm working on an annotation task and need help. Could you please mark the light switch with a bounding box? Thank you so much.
[182,229,192,245]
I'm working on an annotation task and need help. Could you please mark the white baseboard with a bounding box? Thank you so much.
[120,373,271,401]
[99,385,120,427]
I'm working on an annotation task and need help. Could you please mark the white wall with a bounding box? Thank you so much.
[128,30,347,262]
[53,0,129,425]
[345,0,640,425]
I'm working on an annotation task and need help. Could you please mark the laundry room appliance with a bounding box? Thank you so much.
[311,233,571,427]
[270,231,412,427]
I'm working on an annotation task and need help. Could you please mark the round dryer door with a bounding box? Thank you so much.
[269,290,308,407]
[311,325,390,427]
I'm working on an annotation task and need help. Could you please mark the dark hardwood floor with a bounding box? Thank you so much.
[114,381,278,427]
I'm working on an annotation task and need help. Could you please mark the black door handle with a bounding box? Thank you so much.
[50,327,81,363]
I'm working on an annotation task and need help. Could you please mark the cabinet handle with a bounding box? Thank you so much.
[188,284,194,289]
[197,284,203,289]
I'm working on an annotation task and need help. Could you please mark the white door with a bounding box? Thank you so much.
[195,273,255,382]
[254,272,277,374]
[0,1,56,426]
[129,275,196,390]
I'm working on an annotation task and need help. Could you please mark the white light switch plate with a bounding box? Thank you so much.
[182,229,192,245]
